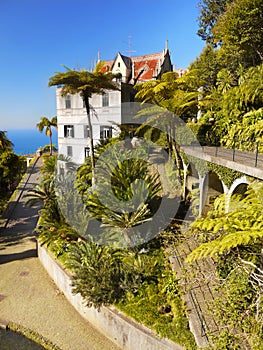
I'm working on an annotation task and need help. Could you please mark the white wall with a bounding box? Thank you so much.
[56,87,122,164]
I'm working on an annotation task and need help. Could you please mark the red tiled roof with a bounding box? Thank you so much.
[131,52,164,61]
[131,52,164,81]
[101,60,114,73]
[132,52,164,81]
[133,58,160,81]
[100,51,168,81]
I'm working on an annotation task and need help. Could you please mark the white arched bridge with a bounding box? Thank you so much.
[181,145,263,215]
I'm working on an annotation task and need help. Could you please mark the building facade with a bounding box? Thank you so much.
[56,48,173,165]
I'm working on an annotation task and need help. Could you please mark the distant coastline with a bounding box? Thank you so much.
[6,129,58,156]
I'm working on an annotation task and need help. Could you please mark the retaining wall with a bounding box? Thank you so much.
[38,243,184,350]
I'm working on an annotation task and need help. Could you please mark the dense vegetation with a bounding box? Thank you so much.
[28,152,196,349]
[135,0,263,151]
[23,1,263,349]
[132,1,263,348]
[185,183,263,348]
[0,131,26,214]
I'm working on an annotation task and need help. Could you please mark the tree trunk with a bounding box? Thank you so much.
[84,95,96,186]
[49,130,53,155]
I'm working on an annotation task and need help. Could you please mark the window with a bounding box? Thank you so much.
[116,73,122,83]
[67,146,73,157]
[83,125,90,138]
[84,147,90,158]
[64,125,74,138]
[102,92,109,107]
[100,126,112,139]
[65,95,71,109]
[118,62,121,67]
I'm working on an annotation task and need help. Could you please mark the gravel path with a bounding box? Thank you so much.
[0,157,121,350]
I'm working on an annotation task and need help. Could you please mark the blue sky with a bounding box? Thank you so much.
[0,0,205,130]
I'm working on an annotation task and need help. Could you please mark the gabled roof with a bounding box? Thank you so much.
[100,49,172,83]
[119,53,132,69]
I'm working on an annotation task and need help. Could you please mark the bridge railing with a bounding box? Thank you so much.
[231,138,263,167]
[186,136,263,168]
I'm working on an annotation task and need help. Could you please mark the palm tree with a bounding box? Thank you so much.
[48,63,120,185]
[135,72,198,168]
[36,116,57,155]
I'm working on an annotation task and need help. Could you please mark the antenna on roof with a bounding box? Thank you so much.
[125,35,136,57]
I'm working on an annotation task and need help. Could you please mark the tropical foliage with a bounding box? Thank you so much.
[85,148,161,247]
[31,144,195,347]
[186,182,263,261]
[0,132,26,214]
[184,0,263,153]
[0,131,13,152]
[26,2,263,348]
[185,182,263,348]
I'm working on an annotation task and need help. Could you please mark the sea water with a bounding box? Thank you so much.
[5,129,58,155]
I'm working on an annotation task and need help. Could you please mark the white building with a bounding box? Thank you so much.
[56,48,173,165]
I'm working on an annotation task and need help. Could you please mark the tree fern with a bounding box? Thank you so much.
[186,182,263,262]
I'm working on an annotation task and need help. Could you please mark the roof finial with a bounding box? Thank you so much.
[165,39,169,51]
[97,51,101,62]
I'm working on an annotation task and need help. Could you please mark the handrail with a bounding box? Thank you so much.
[231,138,263,167]
[186,136,263,168]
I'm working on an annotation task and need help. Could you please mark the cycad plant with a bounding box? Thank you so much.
[68,240,124,309]
[85,146,161,247]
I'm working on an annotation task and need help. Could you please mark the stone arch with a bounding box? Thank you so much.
[201,171,225,215]
[228,176,250,197]
[225,176,251,212]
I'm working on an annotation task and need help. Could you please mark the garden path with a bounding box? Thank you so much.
[0,156,121,350]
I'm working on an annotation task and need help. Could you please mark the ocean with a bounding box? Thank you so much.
[6,129,58,156]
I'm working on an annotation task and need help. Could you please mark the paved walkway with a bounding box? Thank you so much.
[0,157,120,350]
